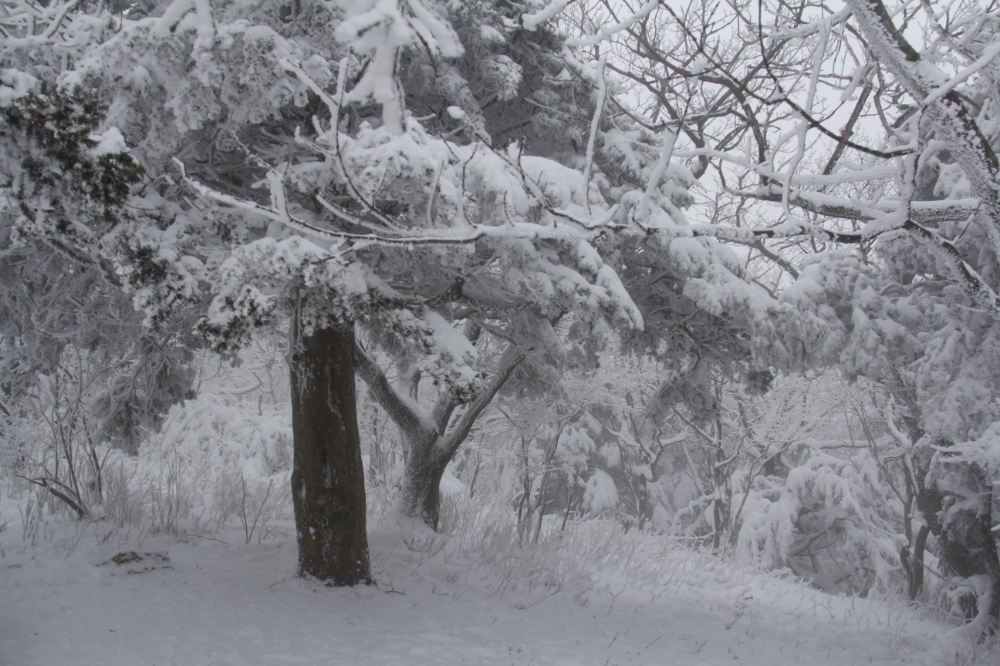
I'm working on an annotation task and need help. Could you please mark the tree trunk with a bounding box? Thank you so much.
[354,338,525,532]
[982,483,1000,621]
[399,432,446,530]
[902,523,930,601]
[636,480,649,531]
[289,319,372,586]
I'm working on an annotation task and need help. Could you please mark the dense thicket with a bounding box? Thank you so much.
[2,0,999,636]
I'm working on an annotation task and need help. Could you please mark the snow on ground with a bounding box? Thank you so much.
[0,500,989,666]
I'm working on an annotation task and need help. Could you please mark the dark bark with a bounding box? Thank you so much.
[899,429,931,602]
[289,319,372,586]
[901,523,930,601]
[981,484,1000,621]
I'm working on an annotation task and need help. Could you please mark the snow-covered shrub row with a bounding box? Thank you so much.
[148,392,292,480]
[0,343,293,540]
[0,332,967,617]
[735,445,900,596]
[401,367,937,603]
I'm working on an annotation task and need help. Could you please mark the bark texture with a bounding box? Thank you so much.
[289,319,372,586]
[399,431,449,530]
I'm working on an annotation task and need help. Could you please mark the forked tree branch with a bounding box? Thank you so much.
[437,344,526,462]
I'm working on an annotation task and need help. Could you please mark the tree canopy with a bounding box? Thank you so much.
[3,0,1000,635]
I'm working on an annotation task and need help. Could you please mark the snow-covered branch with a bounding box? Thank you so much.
[437,345,525,462]
[353,343,427,438]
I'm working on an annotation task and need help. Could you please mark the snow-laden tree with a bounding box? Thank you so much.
[729,374,901,595]
[59,0,777,542]
[526,0,1000,628]
[0,71,198,464]
[2,0,720,583]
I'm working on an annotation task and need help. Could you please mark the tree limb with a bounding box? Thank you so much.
[353,344,426,437]
[436,345,525,462]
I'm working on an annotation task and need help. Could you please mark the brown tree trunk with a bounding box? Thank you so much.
[289,318,372,586]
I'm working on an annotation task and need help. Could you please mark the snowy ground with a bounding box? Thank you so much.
[1,502,992,666]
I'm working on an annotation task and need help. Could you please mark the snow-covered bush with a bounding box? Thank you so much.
[736,445,901,595]
[0,341,294,543]
[3,347,139,521]
[130,389,293,534]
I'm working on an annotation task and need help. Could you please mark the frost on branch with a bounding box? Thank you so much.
[333,0,463,134]
[200,236,382,348]
[2,86,144,233]
[67,19,329,153]
[110,204,207,330]
[199,236,480,397]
